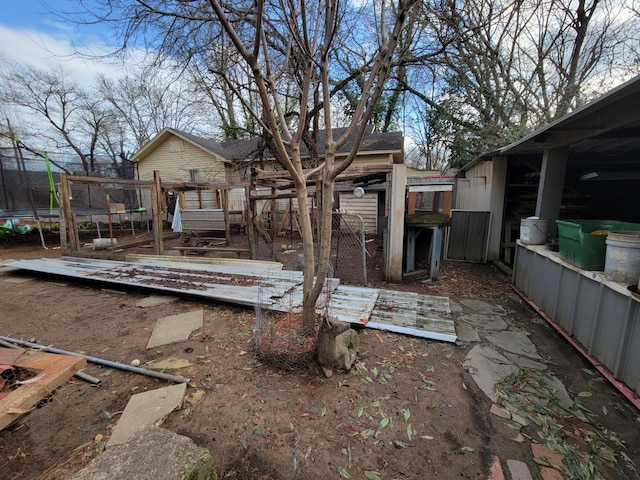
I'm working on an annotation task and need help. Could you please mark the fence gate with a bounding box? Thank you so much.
[331,211,367,285]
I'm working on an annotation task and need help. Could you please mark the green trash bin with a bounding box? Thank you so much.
[556,219,640,271]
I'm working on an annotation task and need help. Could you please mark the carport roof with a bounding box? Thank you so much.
[461,74,640,171]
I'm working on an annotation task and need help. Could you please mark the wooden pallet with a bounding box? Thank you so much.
[0,348,87,430]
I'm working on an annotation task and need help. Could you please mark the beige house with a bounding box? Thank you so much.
[132,127,419,280]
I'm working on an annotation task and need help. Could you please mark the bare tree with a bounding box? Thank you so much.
[0,64,116,174]
[86,0,415,325]
[405,0,639,167]
[97,64,213,149]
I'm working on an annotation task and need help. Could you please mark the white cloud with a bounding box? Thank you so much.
[0,24,128,86]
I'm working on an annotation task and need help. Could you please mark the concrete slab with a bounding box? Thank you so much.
[459,313,508,331]
[455,322,481,343]
[147,310,204,349]
[486,330,542,359]
[505,352,547,370]
[107,384,187,448]
[465,345,519,402]
[460,299,506,315]
[135,295,178,308]
[72,425,214,480]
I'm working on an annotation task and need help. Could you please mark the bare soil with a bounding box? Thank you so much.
[0,229,639,480]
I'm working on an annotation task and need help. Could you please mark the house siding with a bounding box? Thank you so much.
[338,192,378,234]
[137,136,229,182]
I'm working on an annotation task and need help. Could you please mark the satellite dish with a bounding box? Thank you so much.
[353,187,365,198]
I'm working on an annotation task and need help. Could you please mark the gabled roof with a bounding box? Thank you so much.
[461,74,640,171]
[133,127,404,164]
[132,128,228,163]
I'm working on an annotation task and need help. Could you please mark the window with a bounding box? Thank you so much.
[189,169,200,182]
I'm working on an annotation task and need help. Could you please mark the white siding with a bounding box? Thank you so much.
[138,136,228,182]
[338,193,378,234]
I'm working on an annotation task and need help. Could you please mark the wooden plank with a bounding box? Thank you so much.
[170,246,249,254]
[0,351,86,430]
[152,171,164,255]
[125,254,283,270]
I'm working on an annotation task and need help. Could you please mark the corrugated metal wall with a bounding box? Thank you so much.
[447,210,491,262]
[514,244,640,397]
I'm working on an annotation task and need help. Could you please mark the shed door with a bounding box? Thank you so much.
[447,210,491,262]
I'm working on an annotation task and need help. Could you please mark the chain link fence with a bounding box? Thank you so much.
[253,211,367,285]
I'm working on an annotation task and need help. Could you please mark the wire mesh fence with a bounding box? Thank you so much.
[253,211,367,285]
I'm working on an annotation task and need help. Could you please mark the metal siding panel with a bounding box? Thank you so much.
[528,255,547,305]
[513,245,640,397]
[572,278,600,349]
[619,304,640,394]
[555,268,579,332]
[540,261,562,317]
[591,289,630,370]
[448,211,490,261]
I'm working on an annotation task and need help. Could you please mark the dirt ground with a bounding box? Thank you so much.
[0,229,639,480]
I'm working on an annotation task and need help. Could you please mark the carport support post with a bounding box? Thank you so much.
[152,171,164,255]
[386,164,407,282]
[535,147,568,238]
[222,188,231,246]
[245,184,258,259]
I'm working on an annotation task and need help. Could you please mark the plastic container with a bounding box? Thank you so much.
[605,231,640,284]
[93,238,118,250]
[520,217,550,245]
[556,219,640,271]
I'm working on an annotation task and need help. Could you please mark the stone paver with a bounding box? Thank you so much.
[460,299,506,315]
[539,466,565,480]
[459,313,508,331]
[465,345,519,402]
[107,384,187,447]
[504,352,547,370]
[490,403,511,420]
[485,331,541,359]
[506,459,533,480]
[146,309,203,349]
[135,295,178,308]
[488,456,505,480]
[456,322,481,342]
[531,444,565,470]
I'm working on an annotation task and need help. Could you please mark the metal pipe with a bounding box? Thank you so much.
[74,370,102,385]
[0,336,190,385]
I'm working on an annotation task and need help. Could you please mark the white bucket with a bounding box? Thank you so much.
[93,238,118,250]
[605,231,640,284]
[520,217,550,245]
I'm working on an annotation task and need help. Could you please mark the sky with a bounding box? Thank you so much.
[0,0,126,84]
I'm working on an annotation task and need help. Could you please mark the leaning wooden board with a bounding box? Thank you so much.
[0,348,87,430]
